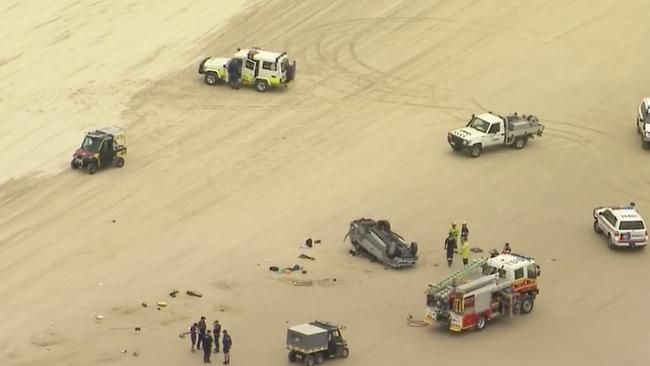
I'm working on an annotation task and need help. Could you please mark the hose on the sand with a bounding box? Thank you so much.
[406,317,429,327]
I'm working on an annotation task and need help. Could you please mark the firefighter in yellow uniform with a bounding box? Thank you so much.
[461,238,471,266]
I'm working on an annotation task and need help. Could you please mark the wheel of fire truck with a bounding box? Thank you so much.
[288,351,297,362]
[115,157,125,168]
[470,144,482,158]
[255,79,269,92]
[204,72,219,85]
[475,315,486,331]
[316,353,325,364]
[305,355,316,366]
[410,242,418,256]
[593,220,602,234]
[339,347,349,358]
[514,136,527,149]
[86,162,98,175]
[521,294,535,314]
[70,159,79,169]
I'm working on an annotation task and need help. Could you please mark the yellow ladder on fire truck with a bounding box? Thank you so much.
[428,258,487,293]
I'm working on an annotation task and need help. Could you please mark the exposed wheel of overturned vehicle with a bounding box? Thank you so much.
[377,219,391,232]
[410,242,418,256]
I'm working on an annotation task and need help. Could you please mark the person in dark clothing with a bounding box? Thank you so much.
[190,323,198,352]
[444,234,457,267]
[222,330,232,364]
[213,320,221,353]
[227,59,241,89]
[460,222,469,243]
[197,316,207,350]
[203,330,214,363]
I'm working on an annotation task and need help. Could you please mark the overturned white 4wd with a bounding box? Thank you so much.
[198,47,296,92]
[448,112,544,158]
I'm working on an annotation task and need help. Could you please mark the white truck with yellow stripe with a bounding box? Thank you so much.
[198,47,296,92]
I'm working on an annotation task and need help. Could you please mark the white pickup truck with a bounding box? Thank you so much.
[447,112,544,158]
[593,205,647,249]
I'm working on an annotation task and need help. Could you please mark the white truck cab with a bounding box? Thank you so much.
[636,98,650,149]
[484,254,541,281]
[448,112,544,158]
[593,205,647,249]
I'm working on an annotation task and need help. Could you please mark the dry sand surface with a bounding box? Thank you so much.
[1,0,650,365]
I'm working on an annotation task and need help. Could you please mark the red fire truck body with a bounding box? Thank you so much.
[424,253,541,332]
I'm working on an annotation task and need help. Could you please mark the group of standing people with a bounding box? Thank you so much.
[444,221,513,266]
[444,221,470,267]
[190,316,232,364]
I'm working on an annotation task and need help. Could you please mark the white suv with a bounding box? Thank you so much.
[593,205,647,249]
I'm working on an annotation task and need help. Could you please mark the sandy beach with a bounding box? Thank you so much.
[1,0,649,365]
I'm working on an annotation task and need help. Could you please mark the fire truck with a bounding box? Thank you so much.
[424,253,541,332]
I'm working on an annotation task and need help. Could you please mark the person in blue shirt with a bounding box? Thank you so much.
[227,59,241,89]
[222,330,232,364]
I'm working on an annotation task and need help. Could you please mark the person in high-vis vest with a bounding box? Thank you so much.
[461,239,471,266]
[448,222,459,243]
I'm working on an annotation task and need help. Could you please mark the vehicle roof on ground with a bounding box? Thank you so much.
[476,113,503,124]
[487,253,534,268]
[609,207,643,221]
[289,323,327,335]
[234,48,284,62]
[92,127,125,137]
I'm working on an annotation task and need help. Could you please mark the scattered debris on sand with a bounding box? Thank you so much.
[186,290,202,297]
